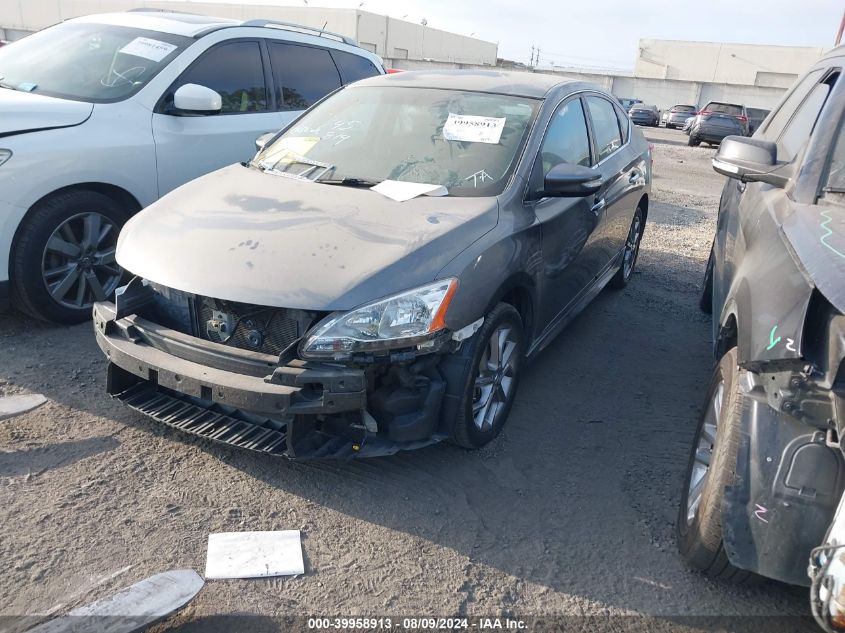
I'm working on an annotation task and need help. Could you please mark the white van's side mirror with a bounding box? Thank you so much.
[173,84,222,113]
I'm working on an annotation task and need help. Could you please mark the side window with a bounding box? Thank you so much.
[586,96,623,162]
[330,49,381,84]
[539,98,592,174]
[172,41,267,113]
[614,104,630,143]
[760,69,824,139]
[777,74,837,162]
[268,42,342,111]
[827,118,845,191]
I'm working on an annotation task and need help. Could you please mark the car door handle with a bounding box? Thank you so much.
[591,198,607,215]
[629,171,640,184]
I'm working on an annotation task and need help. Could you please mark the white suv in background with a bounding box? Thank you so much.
[0,11,384,322]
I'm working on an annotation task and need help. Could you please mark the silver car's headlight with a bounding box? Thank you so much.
[0,150,11,167]
[300,279,458,360]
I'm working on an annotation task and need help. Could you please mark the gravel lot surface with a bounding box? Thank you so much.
[0,126,814,631]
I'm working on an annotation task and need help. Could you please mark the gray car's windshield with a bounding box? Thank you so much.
[256,86,540,197]
[0,22,190,102]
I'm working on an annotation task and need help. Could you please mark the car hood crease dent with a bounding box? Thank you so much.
[781,201,845,315]
[0,89,94,136]
[117,164,499,311]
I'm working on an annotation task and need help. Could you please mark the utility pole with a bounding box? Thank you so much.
[530,45,535,67]
[536,48,541,67]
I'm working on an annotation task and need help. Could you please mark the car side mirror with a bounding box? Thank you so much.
[543,163,603,197]
[255,132,276,152]
[712,136,788,188]
[172,83,222,114]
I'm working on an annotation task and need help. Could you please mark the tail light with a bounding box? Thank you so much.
[736,115,748,122]
[385,68,403,74]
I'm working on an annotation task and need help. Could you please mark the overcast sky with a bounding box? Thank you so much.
[183,0,841,69]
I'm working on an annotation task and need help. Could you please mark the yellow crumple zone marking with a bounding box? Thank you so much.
[821,208,845,259]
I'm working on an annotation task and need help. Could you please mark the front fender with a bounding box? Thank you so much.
[722,369,845,585]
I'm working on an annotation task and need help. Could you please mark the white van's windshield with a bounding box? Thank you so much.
[256,85,540,197]
[0,22,191,102]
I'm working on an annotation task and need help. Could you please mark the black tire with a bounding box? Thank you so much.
[667,124,675,130]
[688,134,701,147]
[609,206,645,289]
[676,348,758,583]
[12,190,129,324]
[699,244,715,314]
[451,303,525,449]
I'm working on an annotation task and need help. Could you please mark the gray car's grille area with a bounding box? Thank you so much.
[198,299,300,355]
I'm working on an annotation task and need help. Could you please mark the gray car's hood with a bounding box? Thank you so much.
[117,164,499,310]
[0,89,93,135]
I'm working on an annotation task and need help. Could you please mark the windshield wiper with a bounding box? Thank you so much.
[317,177,380,188]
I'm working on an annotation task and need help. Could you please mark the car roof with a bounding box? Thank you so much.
[69,11,241,37]
[350,69,581,98]
[66,11,379,63]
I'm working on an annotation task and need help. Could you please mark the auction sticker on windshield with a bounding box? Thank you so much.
[443,113,506,144]
[119,37,178,62]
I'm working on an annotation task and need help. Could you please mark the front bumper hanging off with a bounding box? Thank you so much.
[93,301,439,459]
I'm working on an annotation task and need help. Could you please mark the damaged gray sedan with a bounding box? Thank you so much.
[93,70,651,458]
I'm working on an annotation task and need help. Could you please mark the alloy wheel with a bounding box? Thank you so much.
[622,214,643,279]
[472,325,519,432]
[686,380,724,524]
[41,212,122,310]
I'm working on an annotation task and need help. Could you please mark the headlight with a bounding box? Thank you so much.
[300,278,458,360]
[0,150,11,167]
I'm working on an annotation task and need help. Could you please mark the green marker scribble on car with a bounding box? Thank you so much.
[820,208,845,259]
[767,325,782,351]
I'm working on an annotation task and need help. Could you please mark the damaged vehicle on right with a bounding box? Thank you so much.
[677,47,845,622]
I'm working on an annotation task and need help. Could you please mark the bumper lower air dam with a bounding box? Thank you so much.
[94,301,442,459]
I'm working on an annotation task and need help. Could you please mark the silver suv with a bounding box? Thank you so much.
[0,11,383,323]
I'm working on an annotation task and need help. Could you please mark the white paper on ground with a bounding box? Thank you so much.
[205,531,304,579]
[370,180,448,202]
[0,393,47,421]
[119,37,178,62]
[442,113,506,144]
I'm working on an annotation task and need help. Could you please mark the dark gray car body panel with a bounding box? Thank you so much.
[707,52,845,584]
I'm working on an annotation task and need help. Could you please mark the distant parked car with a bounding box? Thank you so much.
[687,108,745,146]
[691,101,750,136]
[0,11,384,323]
[629,104,659,126]
[746,107,771,135]
[617,97,642,110]
[664,104,698,129]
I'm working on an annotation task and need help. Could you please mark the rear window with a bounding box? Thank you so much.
[704,102,743,115]
[672,105,696,112]
[330,49,381,84]
[268,42,342,111]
